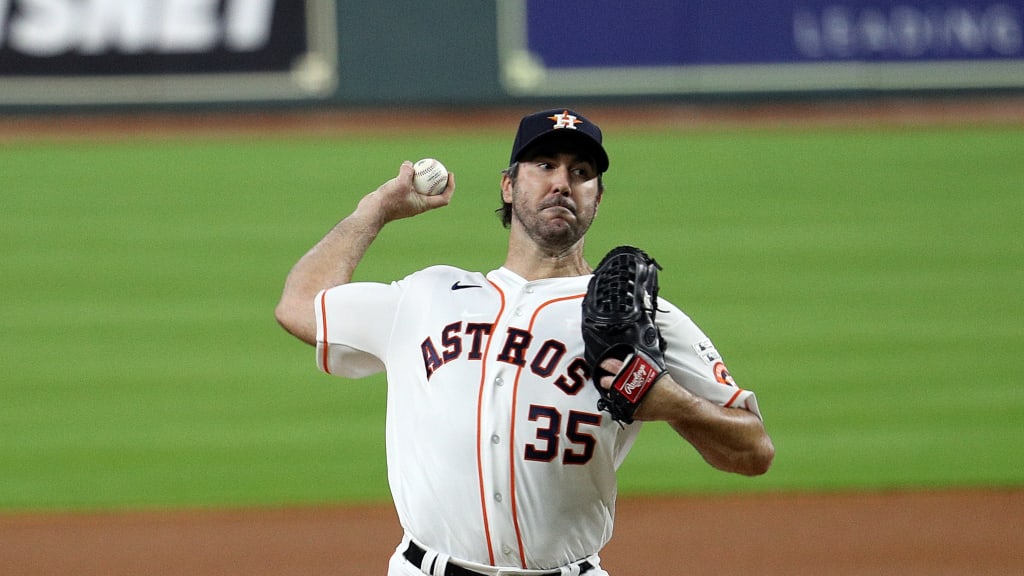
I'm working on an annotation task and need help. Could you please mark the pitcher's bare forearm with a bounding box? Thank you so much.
[650,381,774,476]
[275,206,384,344]
[602,360,775,476]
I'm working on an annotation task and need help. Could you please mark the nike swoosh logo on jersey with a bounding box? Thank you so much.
[451,281,482,290]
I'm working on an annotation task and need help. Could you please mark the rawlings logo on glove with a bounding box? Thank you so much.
[616,353,660,400]
[581,246,668,425]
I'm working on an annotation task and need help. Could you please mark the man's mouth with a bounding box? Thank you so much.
[542,201,576,215]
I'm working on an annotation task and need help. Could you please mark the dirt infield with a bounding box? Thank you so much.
[1,95,1023,142]
[2,489,1021,576]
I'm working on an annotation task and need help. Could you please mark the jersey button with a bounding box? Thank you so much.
[491,434,500,444]
[502,545,513,555]
[494,492,503,502]
[494,377,504,386]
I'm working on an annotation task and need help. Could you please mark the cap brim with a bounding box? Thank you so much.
[515,130,609,173]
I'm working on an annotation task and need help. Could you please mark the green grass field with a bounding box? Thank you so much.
[2,123,1022,511]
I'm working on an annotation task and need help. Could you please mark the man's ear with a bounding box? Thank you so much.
[501,173,513,203]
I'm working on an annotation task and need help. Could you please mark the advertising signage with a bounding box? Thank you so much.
[498,0,1024,95]
[0,0,337,105]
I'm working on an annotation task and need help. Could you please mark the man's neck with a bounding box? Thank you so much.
[502,235,592,281]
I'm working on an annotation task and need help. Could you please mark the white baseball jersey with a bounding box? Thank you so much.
[314,265,760,571]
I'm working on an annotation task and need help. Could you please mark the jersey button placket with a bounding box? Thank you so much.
[480,360,516,558]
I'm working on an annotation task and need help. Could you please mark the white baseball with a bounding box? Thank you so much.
[412,158,449,196]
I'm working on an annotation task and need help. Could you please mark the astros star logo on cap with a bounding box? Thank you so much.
[510,108,609,172]
[548,110,583,130]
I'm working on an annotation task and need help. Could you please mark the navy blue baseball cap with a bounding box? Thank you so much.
[509,109,609,173]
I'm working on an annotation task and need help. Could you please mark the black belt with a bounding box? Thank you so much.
[403,541,593,576]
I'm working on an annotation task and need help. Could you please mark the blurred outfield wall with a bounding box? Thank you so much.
[1,0,1023,109]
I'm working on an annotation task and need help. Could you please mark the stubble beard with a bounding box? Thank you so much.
[510,187,596,253]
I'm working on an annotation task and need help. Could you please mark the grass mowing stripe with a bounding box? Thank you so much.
[1,127,1021,510]
[607,126,1024,494]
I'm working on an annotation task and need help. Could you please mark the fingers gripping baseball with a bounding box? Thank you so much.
[360,161,454,225]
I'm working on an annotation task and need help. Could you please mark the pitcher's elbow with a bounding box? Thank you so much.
[274,298,293,329]
[275,299,316,345]
[743,439,775,477]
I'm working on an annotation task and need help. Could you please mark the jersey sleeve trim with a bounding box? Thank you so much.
[318,289,331,375]
[724,388,744,408]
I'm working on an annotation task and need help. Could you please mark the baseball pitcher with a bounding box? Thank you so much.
[276,109,775,576]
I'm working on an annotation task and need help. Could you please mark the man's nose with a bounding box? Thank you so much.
[552,166,572,194]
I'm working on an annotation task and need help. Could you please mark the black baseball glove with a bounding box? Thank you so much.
[582,246,668,425]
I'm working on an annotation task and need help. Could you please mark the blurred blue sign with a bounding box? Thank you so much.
[498,0,1024,94]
